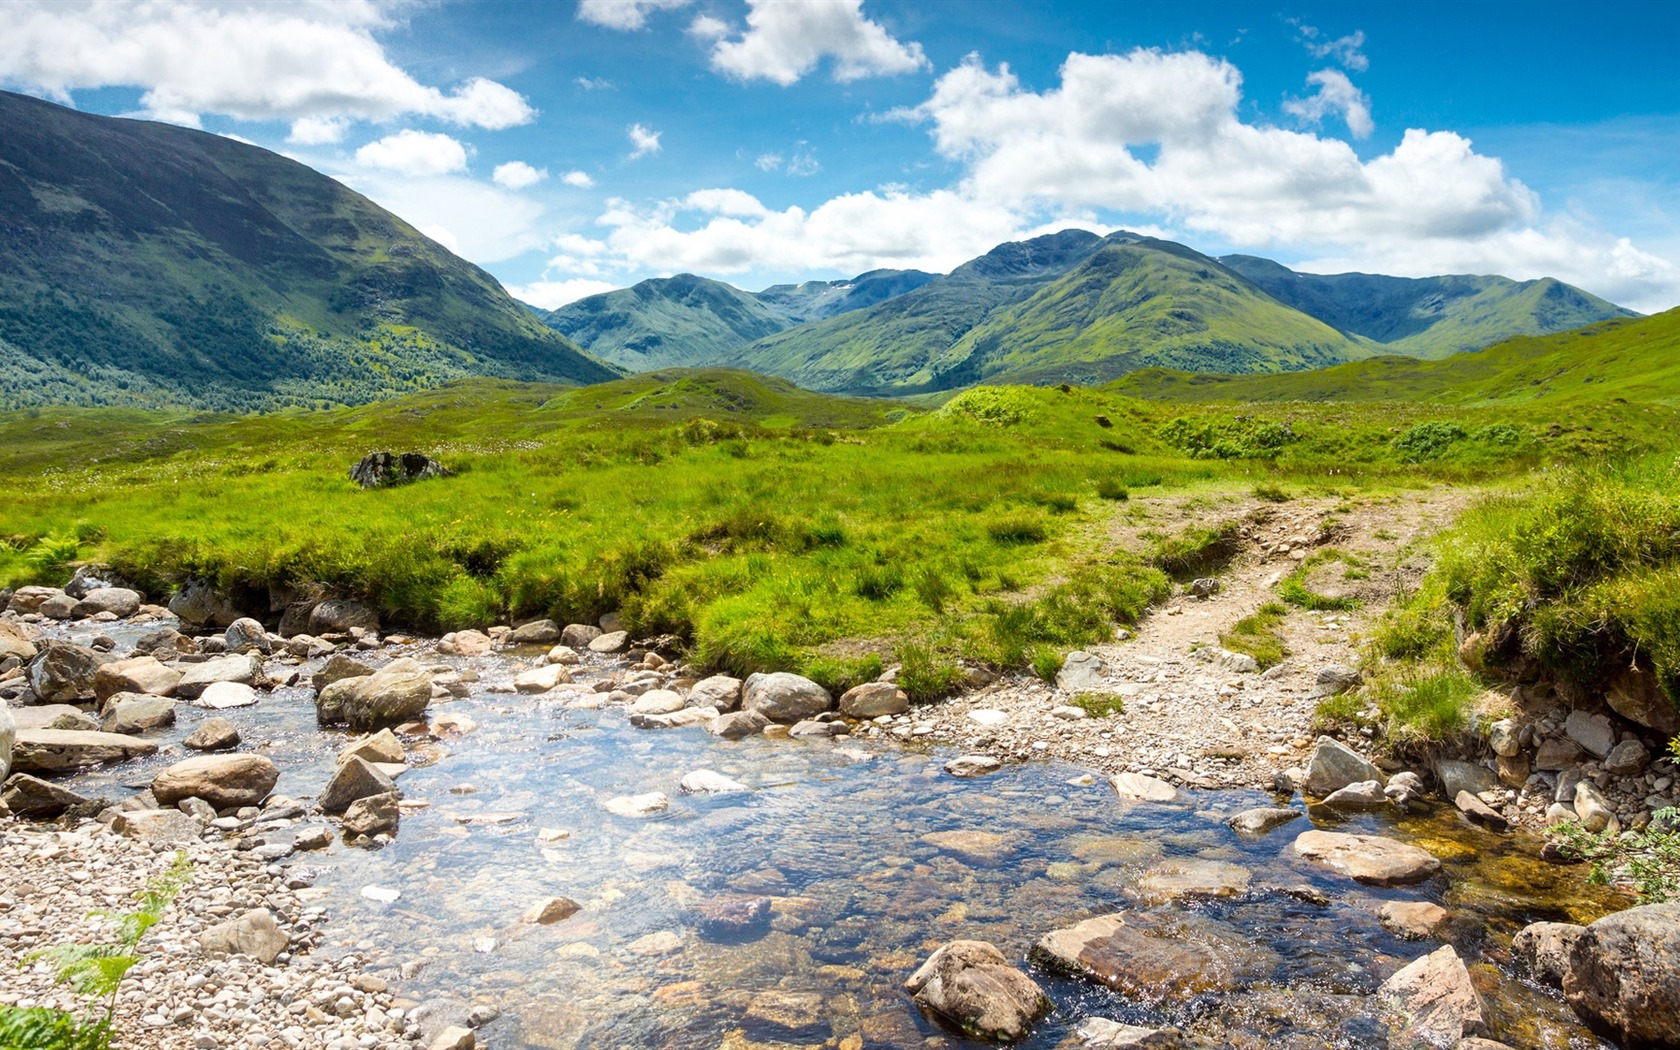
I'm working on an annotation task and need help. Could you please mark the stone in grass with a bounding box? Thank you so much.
[906,939,1051,1043]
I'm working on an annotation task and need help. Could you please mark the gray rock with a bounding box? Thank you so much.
[1188,578,1220,598]
[1563,902,1680,1048]
[312,653,374,691]
[1606,667,1680,736]
[1565,710,1617,759]
[168,580,242,629]
[1,773,91,818]
[112,807,202,847]
[1435,758,1497,799]
[945,755,1002,778]
[224,617,271,653]
[27,641,109,703]
[1513,921,1585,988]
[906,939,1051,1043]
[1573,781,1617,833]
[707,709,769,739]
[838,681,908,718]
[320,757,398,814]
[1488,718,1522,758]
[512,664,571,694]
[6,586,65,614]
[1455,790,1509,830]
[1031,911,1278,1004]
[559,623,602,648]
[1383,771,1427,810]
[741,672,833,723]
[1377,945,1487,1046]
[93,656,182,703]
[101,695,177,735]
[339,728,404,766]
[38,593,76,619]
[175,654,260,699]
[152,754,279,809]
[787,717,847,738]
[1303,736,1384,796]
[1321,780,1387,811]
[508,619,561,645]
[587,630,629,654]
[630,706,718,729]
[183,717,241,751]
[1110,772,1181,802]
[200,908,289,964]
[679,769,748,794]
[70,587,141,619]
[341,791,401,837]
[1057,651,1106,692]
[689,674,743,711]
[1292,830,1440,885]
[307,599,379,635]
[628,689,685,715]
[1193,646,1258,673]
[316,658,431,729]
[0,702,13,783]
[1535,737,1586,771]
[1225,807,1301,834]
[1311,663,1362,698]
[349,451,448,489]
[11,728,157,774]
[1604,738,1651,776]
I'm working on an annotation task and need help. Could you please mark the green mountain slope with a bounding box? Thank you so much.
[1110,308,1680,406]
[541,274,791,370]
[1218,255,1635,359]
[0,90,618,411]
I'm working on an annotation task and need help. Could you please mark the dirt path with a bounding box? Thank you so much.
[873,485,1481,787]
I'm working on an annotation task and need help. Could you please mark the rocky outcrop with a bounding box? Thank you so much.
[1562,901,1680,1048]
[905,940,1051,1043]
[1377,945,1486,1047]
[152,754,280,809]
[741,672,832,723]
[349,451,449,489]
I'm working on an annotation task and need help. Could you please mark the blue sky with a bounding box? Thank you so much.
[3,0,1677,312]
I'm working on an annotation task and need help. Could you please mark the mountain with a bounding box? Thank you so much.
[541,267,936,370]
[0,90,618,411]
[1217,255,1636,359]
[731,231,1373,395]
[1109,307,1680,406]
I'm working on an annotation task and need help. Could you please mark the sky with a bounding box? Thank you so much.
[2,0,1678,314]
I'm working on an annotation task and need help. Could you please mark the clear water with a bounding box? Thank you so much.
[54,626,1621,1049]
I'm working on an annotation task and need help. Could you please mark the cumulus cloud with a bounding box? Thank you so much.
[504,278,621,309]
[336,171,548,263]
[0,0,536,129]
[575,0,691,31]
[705,0,929,85]
[288,115,349,145]
[628,123,662,157]
[493,161,549,189]
[1283,70,1373,139]
[355,130,471,177]
[562,170,597,188]
[1295,23,1369,72]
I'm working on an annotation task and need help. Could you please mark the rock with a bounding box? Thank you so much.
[341,791,401,837]
[689,674,743,711]
[545,644,580,665]
[175,654,260,699]
[1050,705,1089,720]
[1513,921,1585,987]
[70,587,141,619]
[38,593,76,619]
[319,757,398,814]
[6,586,64,614]
[1535,737,1586,771]
[92,656,181,702]
[521,897,582,925]
[1057,651,1106,692]
[745,990,824,1033]
[631,706,718,729]
[787,717,846,738]
[0,622,40,665]
[1380,901,1451,940]
[1488,719,1522,758]
[101,695,177,734]
[921,830,1017,867]
[349,450,448,489]
[1604,738,1651,776]
[196,681,258,709]
[0,773,92,818]
[316,658,432,729]
[12,728,157,774]
[223,617,271,653]
[560,623,602,648]
[1495,751,1530,789]
[1226,807,1301,834]
[1292,830,1441,885]
[153,754,279,809]
[307,599,379,635]
[1572,781,1617,833]
[587,630,629,654]
[312,654,374,691]
[1454,791,1509,830]
[1321,780,1387,811]
[604,791,668,817]
[1303,736,1385,796]
[47,712,97,731]
[1188,577,1220,598]
[1564,710,1617,759]
[1435,758,1497,799]
[1031,911,1278,1004]
[183,717,241,751]
[168,580,241,629]
[1135,859,1252,902]
[111,807,202,847]
[1377,945,1487,1046]
[707,710,770,739]
[27,641,109,702]
[512,664,571,694]
[1194,647,1258,673]
[1606,666,1680,736]
[200,908,289,965]
[1383,770,1425,808]
[1110,772,1181,803]
[507,619,562,645]
[628,689,685,715]
[1071,1019,1215,1048]
[945,755,1002,778]
[340,728,404,766]
[437,630,493,656]
[695,894,772,941]
[741,672,833,723]
[680,769,748,794]
[1563,902,1680,1047]
[0,700,13,783]
[905,940,1051,1043]
[838,682,908,718]
[427,1027,474,1050]
[1311,663,1362,697]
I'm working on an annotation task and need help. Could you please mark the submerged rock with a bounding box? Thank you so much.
[1225,807,1301,834]
[1031,911,1278,1004]
[906,940,1051,1043]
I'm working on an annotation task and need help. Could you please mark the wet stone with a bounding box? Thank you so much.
[1292,830,1441,886]
[1031,911,1280,1005]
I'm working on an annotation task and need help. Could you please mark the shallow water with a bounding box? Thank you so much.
[56,625,1624,1049]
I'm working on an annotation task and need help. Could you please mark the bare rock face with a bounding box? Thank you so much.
[1377,945,1487,1047]
[349,451,449,489]
[152,754,280,809]
[1562,901,1680,1048]
[906,940,1051,1043]
[1606,666,1680,736]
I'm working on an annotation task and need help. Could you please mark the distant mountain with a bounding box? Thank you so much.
[541,267,936,370]
[1217,255,1635,359]
[0,90,618,411]
[732,231,1373,395]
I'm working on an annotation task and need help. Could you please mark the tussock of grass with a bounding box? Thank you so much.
[1219,601,1289,669]
[1071,692,1125,717]
[1278,549,1361,611]
[1152,520,1243,578]
[1376,670,1480,743]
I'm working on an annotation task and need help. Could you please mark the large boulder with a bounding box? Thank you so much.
[0,621,39,664]
[507,619,561,645]
[319,756,398,813]
[308,599,380,636]
[1377,945,1487,1046]
[1303,736,1384,796]
[1031,912,1278,1004]
[1606,666,1680,736]
[838,682,909,718]
[175,654,261,699]
[223,618,272,653]
[1513,921,1586,988]
[315,658,431,730]
[168,580,241,629]
[101,695,177,735]
[27,641,110,703]
[349,451,448,490]
[12,728,157,774]
[1562,901,1680,1048]
[905,940,1050,1043]
[7,586,65,615]
[741,673,833,723]
[93,656,182,703]
[312,654,374,691]
[1292,830,1440,886]
[152,754,280,809]
[1,773,92,818]
[70,587,141,619]
[560,623,602,649]
[200,909,289,964]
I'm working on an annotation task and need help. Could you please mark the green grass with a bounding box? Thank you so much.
[1278,550,1362,611]
[1219,602,1289,669]
[1373,670,1482,743]
[1152,520,1243,578]
[1070,692,1126,717]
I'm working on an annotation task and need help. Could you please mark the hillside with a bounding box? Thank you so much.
[732,231,1372,395]
[1219,255,1634,359]
[0,90,618,411]
[753,268,938,324]
[1110,307,1680,406]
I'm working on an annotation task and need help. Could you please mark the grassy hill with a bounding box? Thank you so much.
[1110,308,1680,407]
[0,90,618,411]
[1219,255,1634,359]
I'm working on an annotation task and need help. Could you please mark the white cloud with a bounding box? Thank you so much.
[755,152,783,171]
[335,171,548,264]
[576,0,691,31]
[706,0,930,86]
[493,161,549,189]
[628,123,662,158]
[505,278,621,309]
[288,115,349,145]
[1296,24,1369,73]
[0,1,536,130]
[1283,70,1373,139]
[419,224,461,255]
[562,170,597,188]
[355,130,471,177]
[574,75,614,90]
[787,142,820,176]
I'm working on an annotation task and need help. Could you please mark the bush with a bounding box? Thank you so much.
[1392,421,1468,462]
[1554,807,1680,903]
[1160,416,1296,461]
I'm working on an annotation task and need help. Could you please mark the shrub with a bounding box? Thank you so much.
[853,563,904,601]
[1378,670,1479,742]
[1160,416,1296,461]
[1554,807,1680,903]
[938,387,1036,428]
[1392,421,1467,462]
